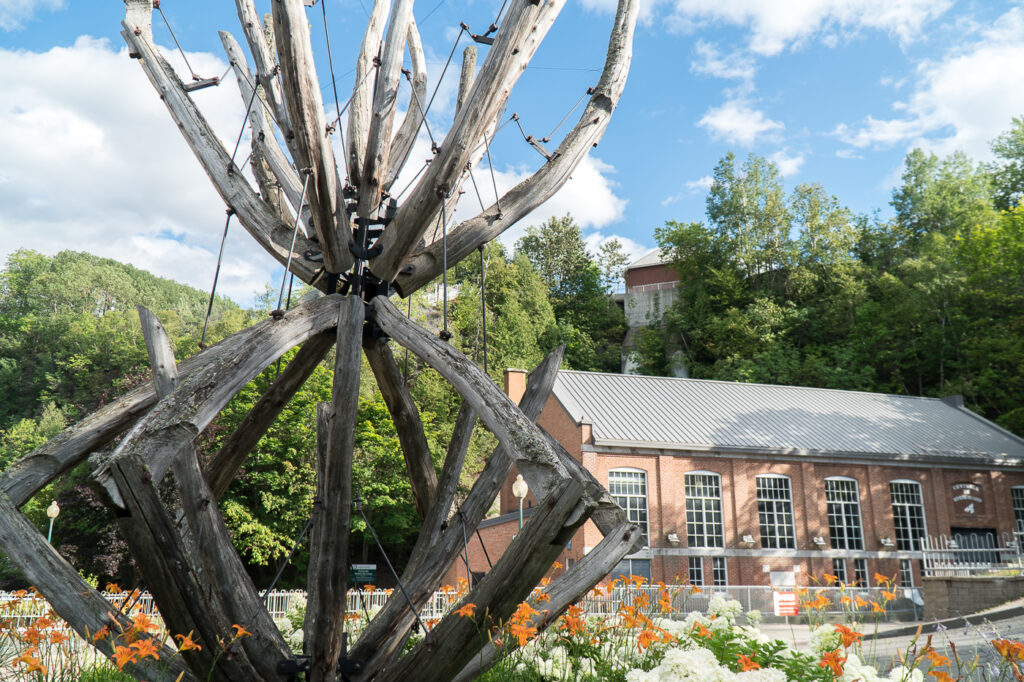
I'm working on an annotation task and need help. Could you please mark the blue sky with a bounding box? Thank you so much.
[1,0,1022,303]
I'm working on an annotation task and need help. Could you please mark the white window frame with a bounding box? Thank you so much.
[712,557,728,587]
[853,558,869,587]
[609,468,650,548]
[756,474,796,549]
[684,470,724,548]
[688,556,704,587]
[1012,486,1024,534]
[825,477,865,550]
[890,479,928,551]
[831,558,847,584]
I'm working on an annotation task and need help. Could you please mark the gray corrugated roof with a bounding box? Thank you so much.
[627,249,667,269]
[552,371,1024,462]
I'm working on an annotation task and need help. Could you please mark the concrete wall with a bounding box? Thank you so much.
[923,576,1024,620]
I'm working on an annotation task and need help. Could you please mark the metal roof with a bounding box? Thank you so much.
[627,249,667,269]
[552,371,1024,463]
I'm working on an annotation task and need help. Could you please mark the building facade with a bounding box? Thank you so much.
[459,370,1024,590]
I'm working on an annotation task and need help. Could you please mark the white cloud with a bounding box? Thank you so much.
[668,0,951,56]
[697,99,783,145]
[0,0,62,30]
[769,149,804,176]
[661,175,713,206]
[578,0,659,24]
[690,40,755,83]
[0,36,281,304]
[582,232,650,263]
[832,6,1024,160]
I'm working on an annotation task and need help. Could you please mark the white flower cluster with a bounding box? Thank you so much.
[515,646,597,679]
[839,654,924,682]
[626,647,787,682]
[808,625,842,655]
[707,595,744,624]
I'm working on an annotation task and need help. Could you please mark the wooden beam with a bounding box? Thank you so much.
[271,0,352,274]
[383,20,428,192]
[371,296,568,495]
[369,0,567,282]
[453,521,641,681]
[206,330,335,500]
[106,455,256,681]
[120,20,323,286]
[392,0,640,296]
[173,441,293,676]
[363,336,438,518]
[357,0,414,218]
[93,295,344,504]
[233,0,291,133]
[347,346,564,674]
[455,46,477,115]
[220,30,311,236]
[0,492,193,682]
[137,306,178,398]
[385,478,592,681]
[346,0,390,185]
[304,296,363,682]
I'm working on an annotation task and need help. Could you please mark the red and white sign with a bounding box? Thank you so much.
[773,592,799,617]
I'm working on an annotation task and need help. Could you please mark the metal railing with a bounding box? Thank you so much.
[626,280,678,294]
[922,532,1024,578]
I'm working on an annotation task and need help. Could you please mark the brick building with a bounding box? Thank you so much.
[457,370,1024,589]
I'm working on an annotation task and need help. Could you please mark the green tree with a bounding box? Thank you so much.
[989,115,1024,211]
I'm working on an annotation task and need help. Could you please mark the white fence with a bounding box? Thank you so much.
[922,532,1024,578]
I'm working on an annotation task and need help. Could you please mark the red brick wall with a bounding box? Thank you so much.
[625,263,678,288]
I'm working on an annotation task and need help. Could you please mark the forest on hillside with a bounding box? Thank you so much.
[635,118,1024,437]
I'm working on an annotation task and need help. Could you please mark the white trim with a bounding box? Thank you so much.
[824,477,865,551]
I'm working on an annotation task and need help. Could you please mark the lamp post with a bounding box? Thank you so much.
[46,501,60,544]
[512,474,528,531]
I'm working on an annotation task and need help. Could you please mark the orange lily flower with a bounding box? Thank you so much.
[835,624,863,648]
[738,654,761,671]
[819,649,846,676]
[454,603,477,618]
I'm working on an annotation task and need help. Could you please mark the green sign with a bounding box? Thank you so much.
[350,564,377,585]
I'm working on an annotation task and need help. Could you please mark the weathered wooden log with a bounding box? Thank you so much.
[206,330,335,500]
[456,46,478,115]
[173,439,293,676]
[304,296,363,682]
[357,0,414,218]
[93,295,343,505]
[106,454,257,680]
[270,0,352,274]
[386,478,592,681]
[220,31,310,236]
[369,0,567,281]
[346,0,390,184]
[453,520,641,681]
[382,20,428,192]
[138,306,178,397]
[347,346,564,674]
[392,0,639,295]
[0,492,193,682]
[232,0,291,136]
[120,12,322,287]
[363,336,437,518]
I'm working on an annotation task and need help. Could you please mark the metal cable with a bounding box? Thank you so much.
[320,0,348,181]
[276,172,311,313]
[155,3,199,80]
[411,26,465,148]
[200,210,234,348]
[261,513,315,603]
[229,75,262,171]
[480,245,487,375]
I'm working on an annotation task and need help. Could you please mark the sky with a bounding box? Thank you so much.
[1,0,1022,305]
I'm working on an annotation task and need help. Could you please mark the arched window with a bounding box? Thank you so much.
[889,479,926,551]
[825,477,864,550]
[609,468,649,546]
[756,474,795,549]
[684,471,723,548]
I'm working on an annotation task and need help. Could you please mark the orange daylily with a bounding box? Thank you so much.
[737,654,761,671]
[112,644,137,670]
[454,603,477,618]
[819,649,846,676]
[637,628,658,651]
[131,638,161,661]
[175,631,202,652]
[232,624,253,639]
[694,623,713,639]
[993,638,1024,661]
[823,573,838,585]
[925,648,951,667]
[928,671,955,682]
[834,624,863,648]
[871,601,886,613]
[508,622,538,647]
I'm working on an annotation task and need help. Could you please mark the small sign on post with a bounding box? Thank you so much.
[350,564,377,585]
[773,591,799,617]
